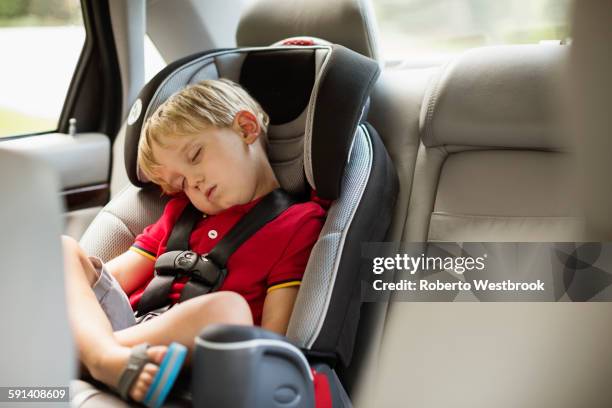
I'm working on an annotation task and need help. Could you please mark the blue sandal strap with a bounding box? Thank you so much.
[143,342,188,408]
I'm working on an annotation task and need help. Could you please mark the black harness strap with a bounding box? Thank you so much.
[136,203,203,316]
[179,189,297,302]
[135,189,297,316]
[166,203,203,251]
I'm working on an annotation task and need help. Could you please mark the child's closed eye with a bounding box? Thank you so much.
[190,148,202,163]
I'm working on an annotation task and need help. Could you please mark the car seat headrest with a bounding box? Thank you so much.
[124,44,380,200]
[236,0,381,61]
[420,45,569,150]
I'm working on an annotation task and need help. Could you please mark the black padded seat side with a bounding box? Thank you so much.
[310,46,382,199]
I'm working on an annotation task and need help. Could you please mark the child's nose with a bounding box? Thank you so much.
[187,176,204,190]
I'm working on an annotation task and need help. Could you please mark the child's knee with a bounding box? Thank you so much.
[62,235,85,261]
[62,235,83,263]
[61,235,98,284]
[207,291,253,325]
[61,234,79,253]
[61,235,88,261]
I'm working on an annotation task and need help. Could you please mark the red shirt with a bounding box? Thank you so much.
[129,193,326,325]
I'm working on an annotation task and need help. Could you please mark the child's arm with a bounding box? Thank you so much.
[260,287,300,335]
[261,203,326,335]
[105,250,155,295]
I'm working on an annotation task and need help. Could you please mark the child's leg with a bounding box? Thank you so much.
[62,236,253,401]
[62,235,127,364]
[62,236,166,401]
[113,290,253,358]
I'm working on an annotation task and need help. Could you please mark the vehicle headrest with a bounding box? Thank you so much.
[236,0,381,61]
[420,45,569,150]
[124,45,380,200]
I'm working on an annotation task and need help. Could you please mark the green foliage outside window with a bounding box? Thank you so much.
[0,0,82,27]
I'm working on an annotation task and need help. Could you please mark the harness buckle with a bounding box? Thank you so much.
[155,250,225,287]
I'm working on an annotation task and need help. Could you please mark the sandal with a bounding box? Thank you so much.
[117,342,188,408]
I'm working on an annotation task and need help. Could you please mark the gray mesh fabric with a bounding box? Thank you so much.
[80,212,136,262]
[267,107,309,195]
[189,61,220,84]
[272,157,306,195]
[145,57,220,123]
[214,53,248,82]
[80,185,169,261]
[287,125,373,347]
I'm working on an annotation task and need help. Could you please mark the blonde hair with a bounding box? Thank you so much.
[138,78,270,194]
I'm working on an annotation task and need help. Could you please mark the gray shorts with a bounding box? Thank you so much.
[89,256,137,331]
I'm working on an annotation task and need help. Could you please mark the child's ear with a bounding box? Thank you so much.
[234,110,260,144]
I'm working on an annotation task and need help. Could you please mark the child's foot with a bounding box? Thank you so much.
[90,344,167,402]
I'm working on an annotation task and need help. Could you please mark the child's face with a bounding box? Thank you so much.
[152,112,267,215]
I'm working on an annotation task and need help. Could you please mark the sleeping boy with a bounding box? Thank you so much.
[62,78,325,404]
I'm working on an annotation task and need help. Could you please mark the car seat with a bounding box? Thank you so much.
[71,43,398,407]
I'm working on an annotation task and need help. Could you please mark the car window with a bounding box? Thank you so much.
[0,0,84,138]
[372,0,571,61]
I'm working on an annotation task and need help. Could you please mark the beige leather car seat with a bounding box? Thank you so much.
[404,44,582,243]
[236,2,610,407]
[356,45,610,408]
